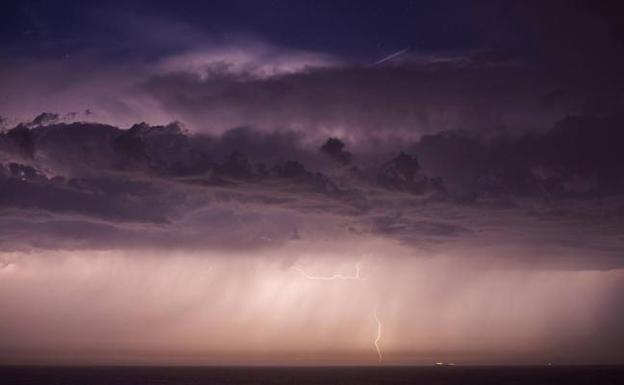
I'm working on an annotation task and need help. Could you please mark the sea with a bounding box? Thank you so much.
[1,366,623,385]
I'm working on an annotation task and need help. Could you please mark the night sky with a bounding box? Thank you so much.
[1,0,624,366]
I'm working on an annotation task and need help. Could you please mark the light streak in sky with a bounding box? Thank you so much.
[291,263,362,280]
[375,48,409,65]
[374,307,383,363]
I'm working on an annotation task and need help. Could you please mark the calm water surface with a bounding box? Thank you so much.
[1,366,623,385]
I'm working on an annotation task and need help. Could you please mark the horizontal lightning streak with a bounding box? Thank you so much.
[291,263,362,280]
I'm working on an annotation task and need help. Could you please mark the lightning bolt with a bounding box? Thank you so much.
[291,263,362,280]
[374,307,383,363]
[292,263,382,362]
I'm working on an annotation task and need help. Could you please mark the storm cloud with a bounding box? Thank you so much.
[0,117,622,268]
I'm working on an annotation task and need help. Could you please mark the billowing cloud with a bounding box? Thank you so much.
[0,37,590,138]
[0,119,622,270]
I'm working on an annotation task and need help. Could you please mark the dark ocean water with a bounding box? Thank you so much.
[1,366,623,385]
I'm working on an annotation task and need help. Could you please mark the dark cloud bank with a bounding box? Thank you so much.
[1,112,623,269]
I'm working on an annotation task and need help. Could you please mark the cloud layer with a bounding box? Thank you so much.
[0,117,622,269]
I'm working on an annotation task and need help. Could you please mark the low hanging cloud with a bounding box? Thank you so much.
[0,117,623,270]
